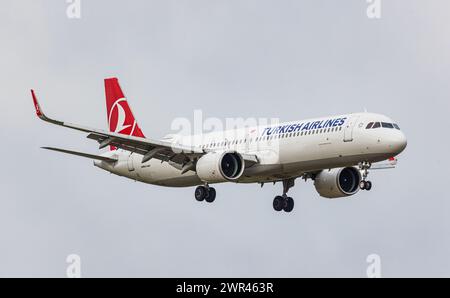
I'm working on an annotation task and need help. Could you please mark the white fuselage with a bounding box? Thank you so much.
[94,112,407,187]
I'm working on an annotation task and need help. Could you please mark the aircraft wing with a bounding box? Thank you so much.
[31,90,258,168]
[32,90,204,165]
[370,157,398,170]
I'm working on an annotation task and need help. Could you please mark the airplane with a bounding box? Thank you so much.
[31,78,407,213]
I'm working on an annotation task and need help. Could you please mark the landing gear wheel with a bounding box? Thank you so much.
[283,197,294,213]
[359,180,373,191]
[358,161,372,191]
[195,186,208,201]
[205,187,216,203]
[271,178,297,213]
[359,181,367,190]
[273,196,284,212]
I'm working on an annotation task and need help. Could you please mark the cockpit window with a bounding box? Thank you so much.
[381,122,394,129]
[372,122,381,128]
[366,122,374,129]
[393,123,400,130]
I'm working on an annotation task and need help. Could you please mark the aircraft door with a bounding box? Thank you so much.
[343,116,359,142]
[127,153,135,171]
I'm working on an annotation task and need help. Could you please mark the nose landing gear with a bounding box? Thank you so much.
[359,161,373,191]
[359,180,372,191]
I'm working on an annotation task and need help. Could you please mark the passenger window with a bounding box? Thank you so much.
[366,122,374,129]
[372,122,381,128]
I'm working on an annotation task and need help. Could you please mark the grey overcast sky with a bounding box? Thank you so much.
[1,0,450,277]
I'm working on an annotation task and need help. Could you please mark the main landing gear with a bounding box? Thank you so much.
[194,185,216,203]
[359,161,373,191]
[272,178,295,213]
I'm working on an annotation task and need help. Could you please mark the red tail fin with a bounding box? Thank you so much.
[104,78,145,139]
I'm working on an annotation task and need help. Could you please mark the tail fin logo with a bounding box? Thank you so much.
[108,97,137,135]
[104,77,145,139]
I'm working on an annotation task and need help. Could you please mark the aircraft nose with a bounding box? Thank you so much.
[390,132,407,154]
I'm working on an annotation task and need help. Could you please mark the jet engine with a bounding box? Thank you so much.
[196,151,245,183]
[314,167,361,198]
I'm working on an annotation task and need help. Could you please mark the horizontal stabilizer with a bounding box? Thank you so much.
[41,147,117,163]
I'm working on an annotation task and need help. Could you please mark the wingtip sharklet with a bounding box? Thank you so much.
[31,89,44,118]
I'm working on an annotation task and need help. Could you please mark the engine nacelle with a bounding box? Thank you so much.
[314,167,361,199]
[196,151,245,183]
